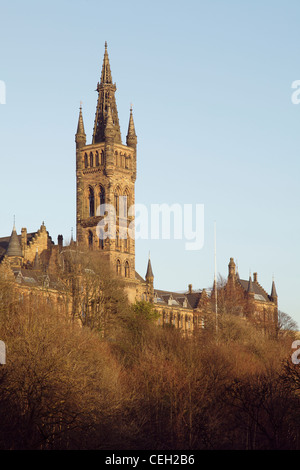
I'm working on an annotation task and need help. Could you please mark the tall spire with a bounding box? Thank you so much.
[92,42,121,144]
[126,105,137,148]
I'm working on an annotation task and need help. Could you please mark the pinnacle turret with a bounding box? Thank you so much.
[145,256,154,281]
[105,104,114,136]
[271,279,278,300]
[228,257,236,279]
[247,275,254,294]
[75,104,86,149]
[126,105,137,148]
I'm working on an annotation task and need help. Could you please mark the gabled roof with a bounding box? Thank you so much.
[153,288,203,310]
[237,278,270,302]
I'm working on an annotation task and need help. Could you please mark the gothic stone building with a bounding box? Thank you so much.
[0,44,278,333]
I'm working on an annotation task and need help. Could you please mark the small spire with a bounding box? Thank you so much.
[126,105,137,147]
[247,275,254,293]
[76,103,86,136]
[271,278,278,298]
[145,255,154,280]
[75,103,86,148]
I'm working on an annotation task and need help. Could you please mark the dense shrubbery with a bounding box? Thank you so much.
[0,254,298,450]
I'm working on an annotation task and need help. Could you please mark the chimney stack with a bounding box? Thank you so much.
[58,234,63,252]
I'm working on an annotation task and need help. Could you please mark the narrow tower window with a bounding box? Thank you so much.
[114,192,119,216]
[90,152,94,167]
[88,230,93,248]
[116,259,121,275]
[125,261,130,278]
[99,186,105,206]
[89,187,95,217]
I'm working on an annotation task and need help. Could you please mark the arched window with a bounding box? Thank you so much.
[84,153,88,168]
[116,259,121,275]
[125,261,130,278]
[101,150,105,165]
[88,230,93,248]
[124,235,128,251]
[116,231,119,249]
[90,152,93,167]
[89,187,95,217]
[95,151,99,167]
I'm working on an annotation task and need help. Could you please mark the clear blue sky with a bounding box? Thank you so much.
[0,0,299,325]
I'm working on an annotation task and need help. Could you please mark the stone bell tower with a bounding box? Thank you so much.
[75,42,137,280]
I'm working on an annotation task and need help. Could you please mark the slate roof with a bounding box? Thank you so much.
[13,268,66,291]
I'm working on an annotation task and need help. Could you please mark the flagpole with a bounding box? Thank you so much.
[214,222,218,334]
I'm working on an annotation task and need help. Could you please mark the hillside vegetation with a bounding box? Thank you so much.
[0,252,298,450]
